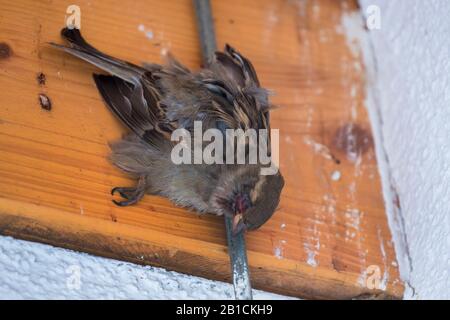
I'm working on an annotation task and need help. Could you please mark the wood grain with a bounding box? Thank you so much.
[0,0,404,299]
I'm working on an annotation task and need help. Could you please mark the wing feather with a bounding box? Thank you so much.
[52,28,274,154]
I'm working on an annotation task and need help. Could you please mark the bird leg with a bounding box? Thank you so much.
[111,176,146,207]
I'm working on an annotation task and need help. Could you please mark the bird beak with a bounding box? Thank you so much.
[232,213,246,235]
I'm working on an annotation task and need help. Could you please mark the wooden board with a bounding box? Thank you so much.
[0,0,404,299]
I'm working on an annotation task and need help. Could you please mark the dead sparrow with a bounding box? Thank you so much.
[51,28,284,234]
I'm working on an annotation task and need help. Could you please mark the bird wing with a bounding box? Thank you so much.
[51,28,175,151]
[153,44,273,136]
[51,28,273,152]
[205,44,273,130]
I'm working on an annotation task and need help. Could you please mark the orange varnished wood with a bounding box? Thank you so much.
[0,0,403,299]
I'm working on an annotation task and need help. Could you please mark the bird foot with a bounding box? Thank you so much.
[111,186,145,206]
[111,177,146,207]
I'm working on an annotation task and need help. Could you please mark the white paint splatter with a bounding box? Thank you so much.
[303,137,334,162]
[145,31,154,40]
[273,240,286,260]
[331,170,341,181]
[160,47,169,56]
[345,208,361,230]
[358,269,367,287]
[304,220,320,268]
[377,228,389,291]
[306,251,317,268]
[273,247,283,260]
[137,24,154,40]
[348,181,357,202]
[284,136,293,144]
[322,194,337,215]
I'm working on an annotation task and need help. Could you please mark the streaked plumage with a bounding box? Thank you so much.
[51,28,284,233]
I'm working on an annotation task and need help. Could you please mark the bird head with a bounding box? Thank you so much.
[210,166,284,234]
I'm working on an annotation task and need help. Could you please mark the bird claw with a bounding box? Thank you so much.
[111,186,144,207]
[111,186,135,199]
[112,198,136,207]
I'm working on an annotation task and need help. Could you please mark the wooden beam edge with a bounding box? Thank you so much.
[0,197,404,299]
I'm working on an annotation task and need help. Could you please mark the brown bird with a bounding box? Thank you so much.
[51,28,284,234]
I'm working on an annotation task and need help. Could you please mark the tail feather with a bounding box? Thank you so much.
[50,28,144,83]
[50,28,169,150]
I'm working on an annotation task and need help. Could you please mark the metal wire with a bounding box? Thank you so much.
[193,0,253,300]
